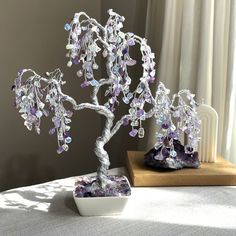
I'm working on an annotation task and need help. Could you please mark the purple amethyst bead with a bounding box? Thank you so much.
[185,128,191,135]
[57,146,64,154]
[66,110,73,117]
[49,128,56,135]
[149,77,156,83]
[53,117,61,128]
[168,131,177,139]
[129,129,138,137]
[122,117,129,126]
[15,77,20,86]
[162,123,170,129]
[72,57,80,65]
[122,48,128,55]
[162,147,169,157]
[80,81,90,88]
[128,38,135,46]
[30,107,37,116]
[114,87,121,96]
[137,109,145,118]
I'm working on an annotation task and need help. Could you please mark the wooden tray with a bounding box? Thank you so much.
[127,151,236,186]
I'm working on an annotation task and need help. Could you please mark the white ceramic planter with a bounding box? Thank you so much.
[73,176,131,216]
[73,194,130,216]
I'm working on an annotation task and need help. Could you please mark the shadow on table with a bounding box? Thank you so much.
[1,188,236,236]
[48,190,78,215]
[0,180,78,215]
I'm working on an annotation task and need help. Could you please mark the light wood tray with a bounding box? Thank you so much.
[127,151,236,186]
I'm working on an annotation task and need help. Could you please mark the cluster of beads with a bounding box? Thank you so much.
[13,69,73,154]
[13,9,201,159]
[64,9,157,139]
[153,83,201,160]
[64,12,101,88]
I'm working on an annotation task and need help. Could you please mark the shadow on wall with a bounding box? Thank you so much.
[0,154,55,191]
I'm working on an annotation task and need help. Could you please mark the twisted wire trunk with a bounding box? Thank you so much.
[94,114,114,188]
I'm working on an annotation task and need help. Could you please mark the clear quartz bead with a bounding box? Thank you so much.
[76,70,83,77]
[58,133,64,140]
[136,87,143,94]
[65,137,72,143]
[131,120,139,126]
[138,127,145,138]
[127,92,133,99]
[126,77,131,85]
[92,63,99,70]
[62,144,69,151]
[170,150,177,157]
[122,97,129,104]
[129,108,136,115]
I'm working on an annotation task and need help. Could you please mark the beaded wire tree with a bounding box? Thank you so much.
[12,9,200,195]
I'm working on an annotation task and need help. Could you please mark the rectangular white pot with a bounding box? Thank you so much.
[73,194,130,216]
[73,175,131,216]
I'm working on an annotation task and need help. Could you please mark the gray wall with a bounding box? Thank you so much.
[0,0,147,191]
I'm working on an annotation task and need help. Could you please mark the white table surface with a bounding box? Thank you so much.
[1,167,236,236]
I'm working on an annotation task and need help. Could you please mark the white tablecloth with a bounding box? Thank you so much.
[1,168,236,236]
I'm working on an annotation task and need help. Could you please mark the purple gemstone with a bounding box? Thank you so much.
[168,131,177,139]
[162,123,170,129]
[53,117,61,128]
[137,109,145,118]
[15,77,20,86]
[122,48,128,55]
[72,57,80,65]
[49,128,56,135]
[162,147,169,157]
[30,107,37,115]
[122,117,129,126]
[128,38,135,46]
[149,77,156,83]
[57,146,64,154]
[63,131,70,138]
[114,87,121,96]
[144,93,150,99]
[80,81,90,88]
[66,110,73,117]
[185,128,191,135]
[129,129,138,137]
[83,61,92,70]
[119,67,125,77]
